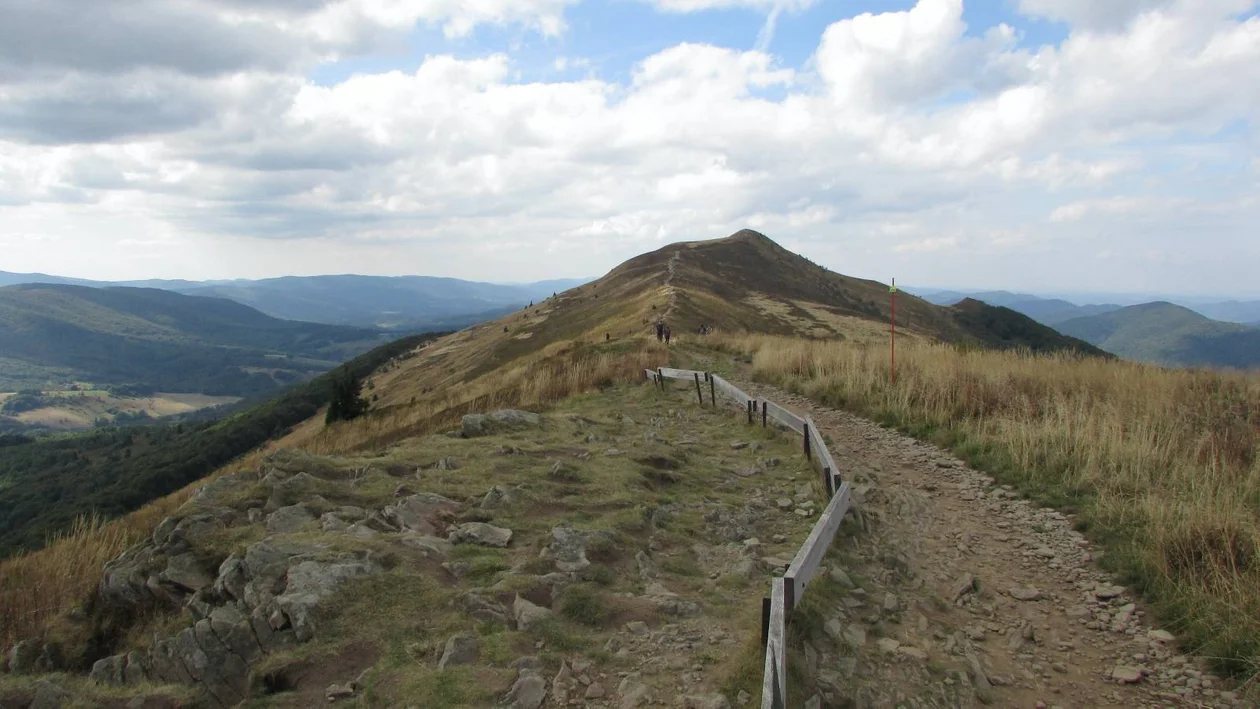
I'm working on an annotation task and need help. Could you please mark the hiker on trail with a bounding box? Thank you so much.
[664,326,672,344]
[655,321,664,341]
[605,333,610,341]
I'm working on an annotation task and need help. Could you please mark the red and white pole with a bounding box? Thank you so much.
[890,278,897,386]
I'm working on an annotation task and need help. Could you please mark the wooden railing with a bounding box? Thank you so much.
[646,368,853,708]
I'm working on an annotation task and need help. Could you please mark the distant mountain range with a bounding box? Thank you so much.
[0,283,393,396]
[0,270,589,330]
[912,289,1260,326]
[1055,302,1260,370]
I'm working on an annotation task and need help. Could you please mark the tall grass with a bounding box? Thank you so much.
[717,335,1260,679]
[308,342,664,455]
[0,339,664,653]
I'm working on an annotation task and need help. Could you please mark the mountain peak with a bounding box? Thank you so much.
[719,228,772,244]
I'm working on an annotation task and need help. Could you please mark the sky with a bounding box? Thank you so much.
[0,0,1257,296]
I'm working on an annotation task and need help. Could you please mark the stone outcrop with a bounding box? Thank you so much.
[461,409,543,437]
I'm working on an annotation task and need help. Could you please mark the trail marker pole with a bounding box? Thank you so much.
[890,278,897,386]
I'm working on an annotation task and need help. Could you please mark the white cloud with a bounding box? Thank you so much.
[0,0,1256,294]
[644,0,818,12]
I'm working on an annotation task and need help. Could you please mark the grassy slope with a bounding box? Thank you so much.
[709,334,1260,679]
[0,284,390,393]
[1058,301,1260,369]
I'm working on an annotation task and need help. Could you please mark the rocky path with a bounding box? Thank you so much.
[731,377,1253,709]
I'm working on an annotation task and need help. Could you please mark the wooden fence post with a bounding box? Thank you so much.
[657,368,663,391]
[823,466,833,498]
[747,400,753,425]
[693,373,703,404]
[709,375,716,406]
[762,401,767,428]
[803,423,811,460]
[784,577,796,624]
[761,596,771,647]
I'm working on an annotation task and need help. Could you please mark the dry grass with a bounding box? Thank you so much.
[714,334,1260,679]
[307,339,665,456]
[0,338,664,653]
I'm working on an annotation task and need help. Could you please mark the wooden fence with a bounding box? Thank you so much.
[645,368,853,708]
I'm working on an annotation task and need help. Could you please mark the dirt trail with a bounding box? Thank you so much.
[730,376,1253,709]
[662,250,682,321]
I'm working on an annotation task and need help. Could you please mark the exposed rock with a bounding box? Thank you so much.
[29,679,72,709]
[1008,587,1043,601]
[830,567,856,589]
[438,634,480,669]
[449,522,513,547]
[730,441,749,450]
[625,620,650,636]
[585,683,607,699]
[266,504,315,534]
[540,526,613,572]
[161,552,215,593]
[463,409,543,437]
[90,654,127,686]
[275,558,381,641]
[951,572,976,601]
[1112,666,1143,684]
[7,638,45,674]
[1148,629,1175,643]
[505,670,547,709]
[123,650,151,685]
[1094,584,1126,600]
[618,676,650,709]
[481,486,516,509]
[386,493,460,535]
[400,533,453,559]
[460,592,509,624]
[514,595,552,630]
[435,456,460,471]
[326,683,355,700]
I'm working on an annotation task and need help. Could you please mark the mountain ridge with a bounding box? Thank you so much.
[0,283,391,395]
[1056,301,1260,370]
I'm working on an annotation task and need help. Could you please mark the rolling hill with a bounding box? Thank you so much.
[0,284,392,396]
[1056,302,1260,369]
[0,269,588,330]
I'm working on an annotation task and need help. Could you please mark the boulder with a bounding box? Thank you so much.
[7,638,44,674]
[275,558,381,641]
[540,526,613,572]
[266,504,315,534]
[513,595,552,630]
[123,650,151,685]
[480,486,516,509]
[213,555,247,602]
[28,680,72,709]
[437,634,480,669]
[161,553,215,593]
[90,654,127,686]
[504,669,548,709]
[385,493,460,535]
[449,522,513,548]
[459,592,509,624]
